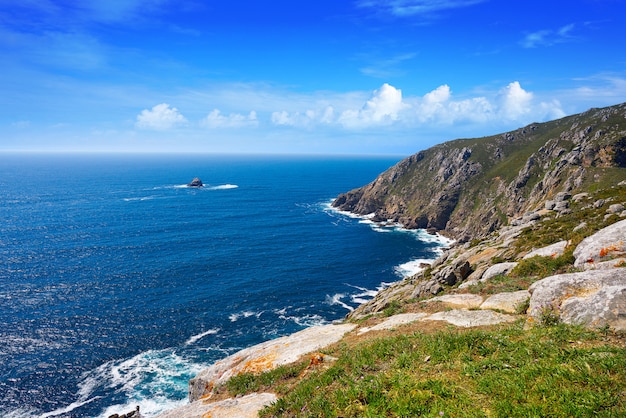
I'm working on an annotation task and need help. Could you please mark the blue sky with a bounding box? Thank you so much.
[1,0,626,154]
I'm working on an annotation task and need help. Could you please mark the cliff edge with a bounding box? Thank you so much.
[333,102,626,242]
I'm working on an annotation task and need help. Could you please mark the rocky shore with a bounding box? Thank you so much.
[155,103,626,417]
[155,190,626,418]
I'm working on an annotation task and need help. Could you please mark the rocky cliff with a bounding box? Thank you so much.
[333,103,626,242]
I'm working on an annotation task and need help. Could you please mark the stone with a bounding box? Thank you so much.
[573,219,626,269]
[426,294,484,309]
[358,313,427,334]
[187,177,203,187]
[572,192,589,202]
[156,393,277,418]
[545,200,556,210]
[425,309,517,327]
[188,323,356,402]
[573,222,587,232]
[480,262,518,282]
[607,203,625,214]
[527,269,626,332]
[523,240,568,259]
[480,290,530,314]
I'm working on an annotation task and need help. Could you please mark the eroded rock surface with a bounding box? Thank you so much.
[573,219,626,269]
[528,269,626,331]
[156,392,277,418]
[189,323,356,402]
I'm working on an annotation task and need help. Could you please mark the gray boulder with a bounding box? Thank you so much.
[523,240,568,259]
[480,262,518,282]
[573,219,626,269]
[527,269,626,331]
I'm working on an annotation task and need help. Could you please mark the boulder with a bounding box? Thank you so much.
[573,219,626,269]
[527,269,626,331]
[426,309,517,328]
[358,313,427,334]
[425,294,484,309]
[480,262,518,282]
[480,290,530,314]
[523,240,568,259]
[188,323,356,402]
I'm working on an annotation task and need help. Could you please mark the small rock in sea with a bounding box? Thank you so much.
[187,177,203,187]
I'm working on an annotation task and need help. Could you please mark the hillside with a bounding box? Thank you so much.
[333,102,626,242]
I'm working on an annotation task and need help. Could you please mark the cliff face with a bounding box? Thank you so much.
[333,103,626,241]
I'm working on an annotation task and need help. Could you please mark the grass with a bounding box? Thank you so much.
[253,323,625,417]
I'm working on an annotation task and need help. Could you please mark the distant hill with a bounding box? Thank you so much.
[333,102,626,242]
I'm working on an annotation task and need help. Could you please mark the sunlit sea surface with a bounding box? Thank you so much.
[0,154,450,417]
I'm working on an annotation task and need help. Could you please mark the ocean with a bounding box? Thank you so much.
[0,153,450,418]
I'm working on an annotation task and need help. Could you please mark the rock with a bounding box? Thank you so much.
[573,219,626,269]
[523,240,568,259]
[573,222,587,232]
[607,203,625,214]
[358,313,428,334]
[480,262,518,282]
[594,199,605,209]
[545,200,556,210]
[555,192,571,202]
[426,309,517,327]
[527,269,626,332]
[480,290,530,314]
[554,201,569,212]
[188,323,356,402]
[156,393,277,418]
[187,177,203,187]
[572,192,589,202]
[425,294,484,309]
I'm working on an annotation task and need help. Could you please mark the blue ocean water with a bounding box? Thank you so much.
[0,154,449,418]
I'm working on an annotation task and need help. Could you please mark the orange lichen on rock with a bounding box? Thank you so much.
[240,351,278,375]
[599,242,625,258]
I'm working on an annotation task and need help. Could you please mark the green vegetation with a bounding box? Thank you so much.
[234,322,626,417]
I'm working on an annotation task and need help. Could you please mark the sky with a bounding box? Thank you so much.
[1,0,626,155]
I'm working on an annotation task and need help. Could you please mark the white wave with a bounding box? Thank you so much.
[207,184,238,190]
[325,293,354,312]
[394,258,435,278]
[229,310,263,322]
[185,329,219,346]
[123,196,157,202]
[278,313,327,327]
[77,348,208,418]
[39,396,100,418]
[174,183,238,190]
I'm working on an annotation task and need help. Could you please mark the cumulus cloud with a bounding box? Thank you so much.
[135,103,187,130]
[262,81,564,132]
[338,83,408,128]
[201,109,258,128]
[497,81,533,120]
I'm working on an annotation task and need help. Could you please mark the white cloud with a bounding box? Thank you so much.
[520,24,575,48]
[135,103,187,130]
[338,83,408,128]
[358,0,487,18]
[201,109,258,128]
[497,81,533,120]
[268,81,564,131]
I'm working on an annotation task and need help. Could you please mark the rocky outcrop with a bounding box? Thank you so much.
[573,219,626,269]
[527,269,626,331]
[333,102,626,241]
[188,323,355,402]
[187,177,203,187]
